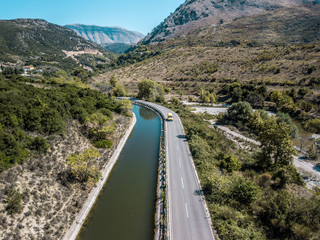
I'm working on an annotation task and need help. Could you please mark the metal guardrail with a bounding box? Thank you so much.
[132,101,169,240]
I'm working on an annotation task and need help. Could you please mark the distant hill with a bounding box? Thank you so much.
[65,24,144,53]
[142,0,319,44]
[0,19,113,71]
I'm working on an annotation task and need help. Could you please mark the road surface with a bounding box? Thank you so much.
[135,100,214,240]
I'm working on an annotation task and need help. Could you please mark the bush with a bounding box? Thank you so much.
[6,189,23,215]
[93,140,113,149]
[29,137,49,153]
[230,177,260,205]
[304,119,320,133]
[219,155,241,173]
[276,112,298,138]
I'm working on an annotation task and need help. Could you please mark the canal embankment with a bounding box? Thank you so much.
[62,114,137,240]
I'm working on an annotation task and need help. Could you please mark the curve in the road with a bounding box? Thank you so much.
[134,100,215,240]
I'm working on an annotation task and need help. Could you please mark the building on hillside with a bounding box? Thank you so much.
[23,66,35,72]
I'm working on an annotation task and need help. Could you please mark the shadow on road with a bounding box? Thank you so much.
[194,189,204,196]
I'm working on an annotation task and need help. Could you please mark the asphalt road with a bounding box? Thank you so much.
[135,100,214,240]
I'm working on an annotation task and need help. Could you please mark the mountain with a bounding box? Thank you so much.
[142,0,319,44]
[94,4,320,115]
[65,24,145,53]
[0,19,113,71]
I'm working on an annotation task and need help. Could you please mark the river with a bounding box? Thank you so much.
[77,105,161,240]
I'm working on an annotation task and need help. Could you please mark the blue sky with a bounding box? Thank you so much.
[0,0,185,35]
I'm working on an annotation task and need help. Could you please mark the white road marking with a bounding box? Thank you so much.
[177,145,179,151]
[181,177,184,189]
[185,203,189,219]
[179,158,181,167]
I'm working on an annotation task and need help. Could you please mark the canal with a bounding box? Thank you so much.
[78,105,161,240]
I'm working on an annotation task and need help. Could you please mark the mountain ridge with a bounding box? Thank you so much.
[142,0,319,44]
[65,24,144,45]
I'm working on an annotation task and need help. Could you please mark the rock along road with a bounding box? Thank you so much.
[135,100,214,240]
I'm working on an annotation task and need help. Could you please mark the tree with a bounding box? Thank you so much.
[304,119,320,133]
[276,112,298,138]
[226,101,253,126]
[29,136,49,153]
[307,144,318,160]
[109,75,118,87]
[200,89,216,103]
[245,93,264,109]
[257,116,297,170]
[66,148,101,183]
[117,99,133,115]
[137,79,165,102]
[113,84,127,97]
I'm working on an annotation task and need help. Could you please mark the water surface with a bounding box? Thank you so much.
[78,105,160,240]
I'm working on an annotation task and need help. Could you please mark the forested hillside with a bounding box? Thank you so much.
[0,19,115,72]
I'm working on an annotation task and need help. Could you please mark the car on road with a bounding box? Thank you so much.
[167,113,173,121]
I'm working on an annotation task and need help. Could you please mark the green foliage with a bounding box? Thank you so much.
[224,101,253,128]
[219,154,241,173]
[0,77,121,172]
[109,75,118,87]
[93,140,113,149]
[113,84,127,97]
[276,112,298,138]
[111,45,161,67]
[270,90,297,114]
[213,205,266,240]
[137,79,165,102]
[230,177,260,205]
[66,148,101,183]
[304,118,320,133]
[29,136,49,153]
[199,89,216,103]
[257,116,297,170]
[307,144,318,160]
[6,189,23,215]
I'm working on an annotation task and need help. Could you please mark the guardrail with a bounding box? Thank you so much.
[132,101,169,240]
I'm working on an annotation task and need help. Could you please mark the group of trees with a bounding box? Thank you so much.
[138,79,165,102]
[222,82,266,108]
[0,76,130,172]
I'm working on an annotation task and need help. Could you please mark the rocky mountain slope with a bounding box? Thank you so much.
[0,19,112,71]
[66,24,144,53]
[142,0,319,44]
[94,4,320,116]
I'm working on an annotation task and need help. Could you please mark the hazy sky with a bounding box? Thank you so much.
[0,0,185,35]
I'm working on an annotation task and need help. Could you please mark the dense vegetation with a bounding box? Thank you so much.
[0,74,130,172]
[167,101,320,240]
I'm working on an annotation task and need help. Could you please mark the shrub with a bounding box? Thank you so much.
[6,189,23,215]
[29,137,49,153]
[304,119,320,133]
[93,140,113,149]
[219,155,241,173]
[230,177,260,205]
